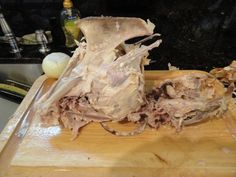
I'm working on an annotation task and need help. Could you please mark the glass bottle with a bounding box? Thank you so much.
[60,0,80,48]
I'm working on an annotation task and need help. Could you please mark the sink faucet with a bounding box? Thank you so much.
[0,6,21,58]
[35,29,51,54]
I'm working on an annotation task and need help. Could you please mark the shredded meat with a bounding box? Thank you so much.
[210,61,236,86]
[210,60,236,98]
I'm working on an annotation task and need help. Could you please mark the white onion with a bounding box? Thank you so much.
[42,52,70,79]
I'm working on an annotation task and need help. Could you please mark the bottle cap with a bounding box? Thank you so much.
[63,0,73,8]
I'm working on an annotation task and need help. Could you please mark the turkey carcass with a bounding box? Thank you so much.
[36,17,162,138]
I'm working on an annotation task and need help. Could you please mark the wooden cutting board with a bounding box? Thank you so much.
[0,70,236,177]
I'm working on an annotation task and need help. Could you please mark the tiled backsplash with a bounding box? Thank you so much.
[0,0,236,70]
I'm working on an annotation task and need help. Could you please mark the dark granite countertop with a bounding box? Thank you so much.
[0,0,235,70]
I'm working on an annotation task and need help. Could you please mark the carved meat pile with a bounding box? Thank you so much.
[37,17,230,138]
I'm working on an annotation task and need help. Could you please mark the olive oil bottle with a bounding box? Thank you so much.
[60,0,80,48]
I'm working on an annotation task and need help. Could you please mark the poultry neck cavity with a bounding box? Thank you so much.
[36,17,228,139]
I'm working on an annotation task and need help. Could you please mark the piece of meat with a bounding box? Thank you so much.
[36,17,162,137]
[210,60,236,98]
[210,60,236,87]
[145,72,228,130]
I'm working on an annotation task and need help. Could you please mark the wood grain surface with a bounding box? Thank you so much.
[0,71,236,177]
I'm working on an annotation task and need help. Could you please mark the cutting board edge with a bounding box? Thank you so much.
[6,165,236,177]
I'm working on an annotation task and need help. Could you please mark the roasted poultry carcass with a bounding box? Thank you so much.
[36,17,162,138]
[36,17,231,138]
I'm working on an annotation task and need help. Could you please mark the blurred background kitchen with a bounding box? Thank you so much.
[0,0,235,130]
